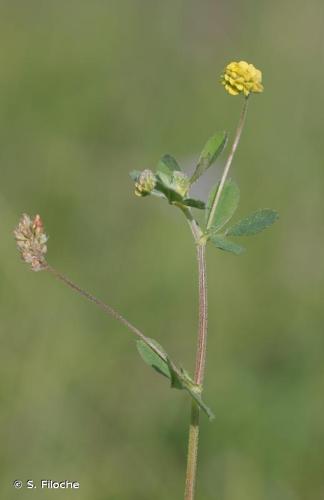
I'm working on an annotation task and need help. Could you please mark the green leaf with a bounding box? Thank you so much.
[206,180,240,231]
[137,339,171,379]
[182,198,206,209]
[210,234,245,255]
[157,154,181,177]
[136,340,215,420]
[190,131,227,185]
[226,209,279,237]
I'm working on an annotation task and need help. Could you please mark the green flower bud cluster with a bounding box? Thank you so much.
[135,169,156,197]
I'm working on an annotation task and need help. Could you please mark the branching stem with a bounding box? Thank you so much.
[184,96,249,500]
[43,97,249,500]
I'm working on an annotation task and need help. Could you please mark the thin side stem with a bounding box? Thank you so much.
[206,97,249,231]
[46,265,167,362]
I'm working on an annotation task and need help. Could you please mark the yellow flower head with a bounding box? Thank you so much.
[221,61,263,96]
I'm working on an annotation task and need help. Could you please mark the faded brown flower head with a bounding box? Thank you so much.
[14,214,48,271]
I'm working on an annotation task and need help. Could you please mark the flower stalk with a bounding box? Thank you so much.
[45,265,184,374]
[206,96,249,231]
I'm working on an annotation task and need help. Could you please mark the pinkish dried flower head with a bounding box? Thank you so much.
[14,214,48,271]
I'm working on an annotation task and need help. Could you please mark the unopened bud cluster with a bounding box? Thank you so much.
[135,169,156,197]
[14,214,48,271]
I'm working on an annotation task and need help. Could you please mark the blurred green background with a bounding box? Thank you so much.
[1,1,324,499]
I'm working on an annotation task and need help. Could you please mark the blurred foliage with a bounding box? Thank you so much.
[1,1,324,499]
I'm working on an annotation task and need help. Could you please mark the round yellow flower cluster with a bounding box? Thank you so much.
[221,61,263,96]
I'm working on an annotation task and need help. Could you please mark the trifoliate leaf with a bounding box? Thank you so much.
[190,131,227,185]
[226,209,279,237]
[206,180,240,231]
[209,234,245,255]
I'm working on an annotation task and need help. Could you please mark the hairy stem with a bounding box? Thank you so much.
[194,242,208,386]
[184,238,207,500]
[184,400,200,500]
[184,97,249,499]
[207,97,249,231]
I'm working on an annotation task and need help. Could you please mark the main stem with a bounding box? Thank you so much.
[184,97,250,500]
[184,240,207,500]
